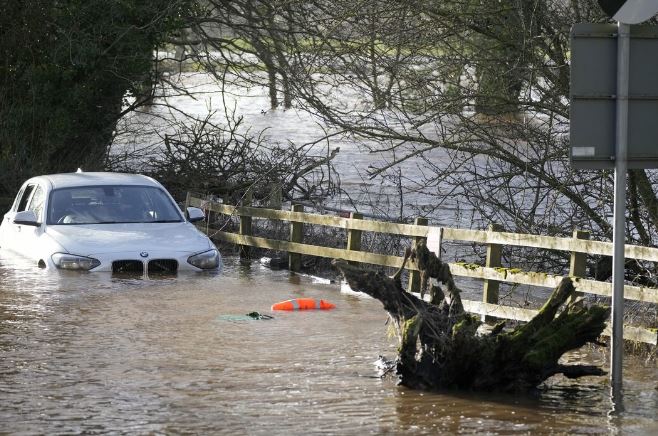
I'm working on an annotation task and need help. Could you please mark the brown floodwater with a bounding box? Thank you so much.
[1,252,656,435]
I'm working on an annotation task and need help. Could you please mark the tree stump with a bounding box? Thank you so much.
[333,241,610,392]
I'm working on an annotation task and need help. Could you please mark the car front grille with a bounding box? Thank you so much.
[148,259,178,274]
[112,260,144,274]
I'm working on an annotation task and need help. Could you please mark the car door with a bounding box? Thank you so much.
[0,183,43,256]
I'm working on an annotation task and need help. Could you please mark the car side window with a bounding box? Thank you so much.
[27,186,45,221]
[10,186,26,211]
[16,184,36,212]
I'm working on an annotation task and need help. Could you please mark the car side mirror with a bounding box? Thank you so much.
[186,207,205,223]
[13,210,40,226]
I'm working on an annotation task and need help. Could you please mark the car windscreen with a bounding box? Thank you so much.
[47,185,184,225]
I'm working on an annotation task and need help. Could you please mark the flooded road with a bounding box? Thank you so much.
[1,253,657,434]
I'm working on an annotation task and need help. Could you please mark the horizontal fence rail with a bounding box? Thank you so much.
[187,194,658,345]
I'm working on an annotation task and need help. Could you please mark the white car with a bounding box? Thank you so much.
[0,171,221,274]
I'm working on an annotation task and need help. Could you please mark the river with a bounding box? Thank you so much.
[112,72,474,227]
[1,253,656,434]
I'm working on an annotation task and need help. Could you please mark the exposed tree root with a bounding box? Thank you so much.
[333,240,610,392]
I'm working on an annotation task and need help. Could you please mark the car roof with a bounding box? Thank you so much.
[29,172,162,190]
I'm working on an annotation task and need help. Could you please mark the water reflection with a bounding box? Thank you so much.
[1,254,656,434]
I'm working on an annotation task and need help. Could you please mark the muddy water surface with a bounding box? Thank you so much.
[1,253,656,434]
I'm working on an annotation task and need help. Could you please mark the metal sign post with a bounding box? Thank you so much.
[572,0,658,396]
[611,21,630,397]
[600,0,658,402]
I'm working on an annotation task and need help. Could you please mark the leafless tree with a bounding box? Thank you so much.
[111,0,658,288]
[180,0,298,110]
[209,0,655,281]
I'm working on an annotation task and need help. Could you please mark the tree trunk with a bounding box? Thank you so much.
[333,241,610,392]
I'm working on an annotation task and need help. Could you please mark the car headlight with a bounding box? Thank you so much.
[51,253,101,271]
[187,249,220,269]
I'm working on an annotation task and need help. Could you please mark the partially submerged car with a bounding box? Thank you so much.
[0,171,221,274]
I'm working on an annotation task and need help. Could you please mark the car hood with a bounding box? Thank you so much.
[45,222,213,256]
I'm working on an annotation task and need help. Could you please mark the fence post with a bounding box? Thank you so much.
[567,229,590,305]
[239,189,253,259]
[482,223,504,322]
[268,182,283,209]
[407,217,428,294]
[289,204,304,272]
[346,212,363,264]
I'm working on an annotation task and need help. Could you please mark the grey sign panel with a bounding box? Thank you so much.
[570,100,616,163]
[571,25,617,95]
[630,37,658,95]
[570,23,658,169]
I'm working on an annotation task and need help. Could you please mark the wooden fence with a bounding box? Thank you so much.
[186,194,658,345]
